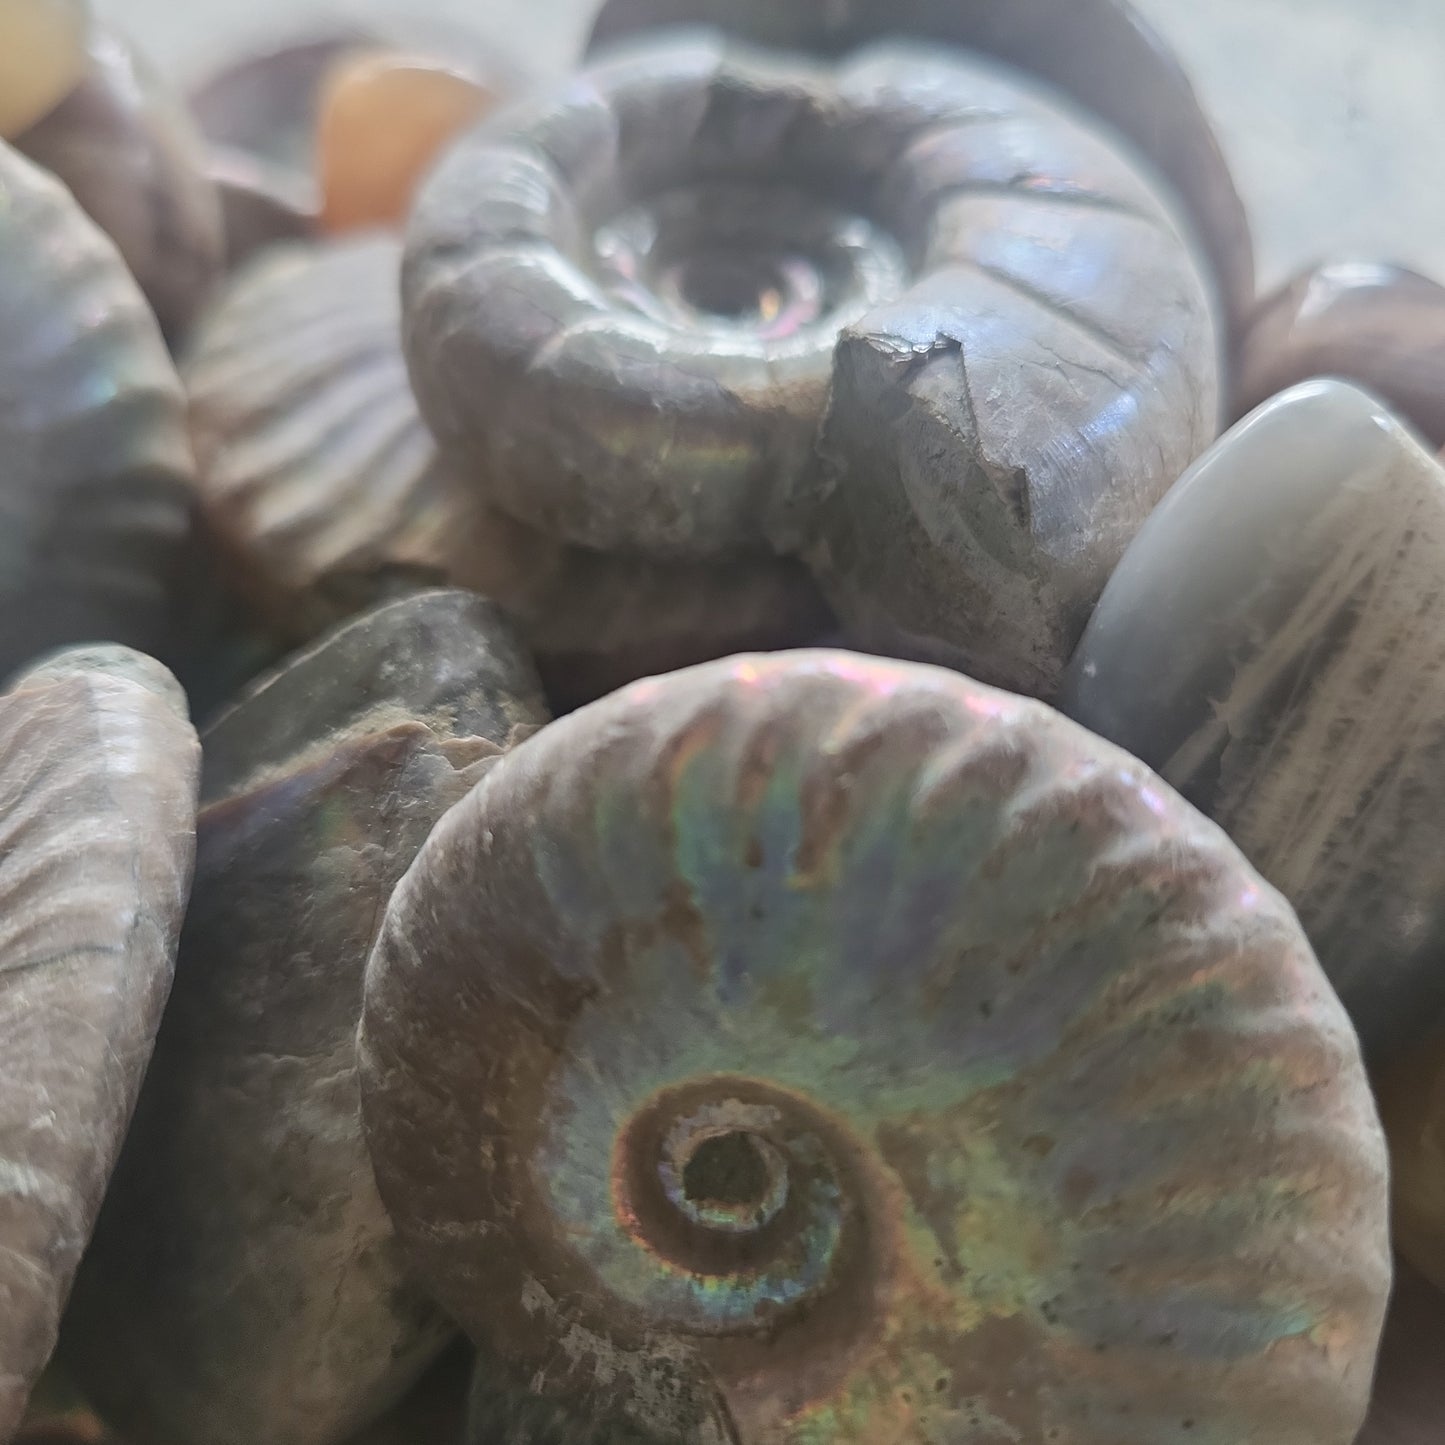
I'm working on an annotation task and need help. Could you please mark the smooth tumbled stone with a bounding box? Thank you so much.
[1061,379,1445,1063]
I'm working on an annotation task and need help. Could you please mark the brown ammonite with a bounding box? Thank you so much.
[358,651,1388,1445]
[401,33,1220,592]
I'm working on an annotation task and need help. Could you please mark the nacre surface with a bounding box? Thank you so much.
[360,650,1388,1445]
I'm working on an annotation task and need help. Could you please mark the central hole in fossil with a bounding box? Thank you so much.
[673,250,785,321]
[682,1131,773,1209]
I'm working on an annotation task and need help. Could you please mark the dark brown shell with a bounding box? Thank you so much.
[0,647,199,1439]
[404,34,1218,592]
[360,650,1388,1445]
[0,140,195,679]
[1234,262,1445,448]
[1353,1261,1445,1445]
[1062,380,1445,1063]
[585,0,1253,341]
[185,232,829,703]
[15,29,224,340]
[62,592,547,1445]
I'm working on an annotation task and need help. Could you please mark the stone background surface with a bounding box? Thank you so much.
[100,0,1443,290]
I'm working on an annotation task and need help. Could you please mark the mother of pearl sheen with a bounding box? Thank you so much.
[0,0,88,137]
[1061,379,1445,1064]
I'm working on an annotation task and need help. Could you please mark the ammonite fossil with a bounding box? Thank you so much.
[62,592,547,1445]
[1234,261,1445,447]
[403,35,1219,694]
[0,646,199,1439]
[14,27,224,339]
[359,651,1389,1445]
[584,0,1254,341]
[0,140,195,679]
[1061,380,1445,1063]
[184,232,828,702]
[0,0,89,138]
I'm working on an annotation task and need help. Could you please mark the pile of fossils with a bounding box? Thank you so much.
[2,1,1444,1442]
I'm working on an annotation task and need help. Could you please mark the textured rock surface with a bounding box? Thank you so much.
[808,168,1219,696]
[1234,262,1445,447]
[0,646,199,1439]
[0,141,195,680]
[15,28,224,339]
[361,650,1389,1445]
[1062,380,1445,1062]
[62,592,547,1445]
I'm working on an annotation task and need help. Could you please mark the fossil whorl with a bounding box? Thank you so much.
[402,35,1218,695]
[183,234,502,639]
[584,0,1253,343]
[61,592,548,1445]
[185,233,828,698]
[1234,262,1445,448]
[0,646,199,1440]
[359,651,1389,1445]
[0,141,195,679]
[14,28,224,340]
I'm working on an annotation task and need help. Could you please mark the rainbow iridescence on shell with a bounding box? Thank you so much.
[359,652,1390,1445]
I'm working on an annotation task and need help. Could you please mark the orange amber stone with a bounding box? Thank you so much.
[0,0,89,138]
[316,49,496,234]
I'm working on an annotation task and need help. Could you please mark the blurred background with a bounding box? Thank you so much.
[101,0,1445,290]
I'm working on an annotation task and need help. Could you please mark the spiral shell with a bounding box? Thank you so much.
[1234,261,1445,448]
[403,36,1217,695]
[185,232,828,700]
[0,646,199,1439]
[359,651,1388,1445]
[15,28,224,339]
[62,592,547,1445]
[584,0,1253,341]
[0,140,195,678]
[1062,380,1445,1062]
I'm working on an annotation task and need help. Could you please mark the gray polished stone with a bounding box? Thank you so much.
[1062,379,1445,1062]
